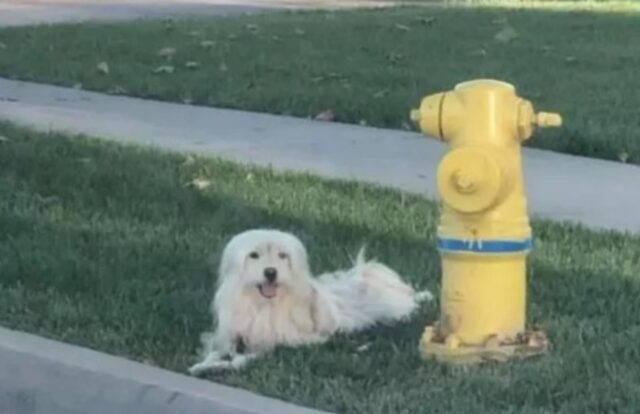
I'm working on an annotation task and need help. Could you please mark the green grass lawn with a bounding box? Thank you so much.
[1,3,640,165]
[1,122,640,413]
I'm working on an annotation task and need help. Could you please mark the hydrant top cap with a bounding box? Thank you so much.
[455,79,515,92]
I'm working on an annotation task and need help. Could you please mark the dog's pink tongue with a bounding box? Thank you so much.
[260,284,277,298]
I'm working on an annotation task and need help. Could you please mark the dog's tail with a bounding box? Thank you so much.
[317,247,433,334]
[352,245,368,268]
[351,245,433,304]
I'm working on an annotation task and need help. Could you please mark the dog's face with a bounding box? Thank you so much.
[243,239,295,299]
[218,230,313,300]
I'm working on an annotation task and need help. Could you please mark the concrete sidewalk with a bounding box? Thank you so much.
[0,0,391,27]
[1,77,639,234]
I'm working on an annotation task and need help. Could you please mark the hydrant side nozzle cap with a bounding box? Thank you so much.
[535,112,562,128]
[412,92,446,140]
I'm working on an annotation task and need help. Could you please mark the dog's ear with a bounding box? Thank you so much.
[217,240,245,286]
[288,238,313,281]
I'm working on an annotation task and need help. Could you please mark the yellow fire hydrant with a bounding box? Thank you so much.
[410,79,561,363]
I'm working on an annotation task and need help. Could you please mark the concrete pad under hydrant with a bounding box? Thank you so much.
[1,78,639,234]
[0,326,332,414]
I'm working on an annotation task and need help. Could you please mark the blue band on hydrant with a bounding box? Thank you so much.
[437,238,533,253]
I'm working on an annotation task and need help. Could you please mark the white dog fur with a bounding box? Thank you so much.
[189,229,432,374]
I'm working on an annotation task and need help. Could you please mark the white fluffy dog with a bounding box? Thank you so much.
[189,229,431,374]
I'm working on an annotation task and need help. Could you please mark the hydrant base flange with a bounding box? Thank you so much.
[419,325,549,364]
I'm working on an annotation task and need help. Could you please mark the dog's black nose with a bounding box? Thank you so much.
[263,267,277,283]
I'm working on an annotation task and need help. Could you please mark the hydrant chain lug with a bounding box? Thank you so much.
[410,79,561,364]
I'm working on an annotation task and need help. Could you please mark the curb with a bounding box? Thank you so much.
[0,327,331,414]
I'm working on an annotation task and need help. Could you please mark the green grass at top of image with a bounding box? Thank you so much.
[0,4,640,165]
[1,122,640,413]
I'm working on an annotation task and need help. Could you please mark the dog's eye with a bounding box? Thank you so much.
[249,251,260,259]
[278,252,288,260]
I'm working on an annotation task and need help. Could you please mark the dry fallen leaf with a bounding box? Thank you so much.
[183,155,196,166]
[526,330,549,349]
[387,53,404,63]
[185,61,201,70]
[492,17,508,25]
[494,25,518,43]
[96,61,110,75]
[373,89,389,99]
[107,85,128,95]
[163,19,175,32]
[395,23,411,32]
[356,343,371,353]
[200,40,216,49]
[418,16,436,25]
[484,335,501,348]
[470,48,488,57]
[187,178,212,190]
[314,110,335,122]
[157,47,176,59]
[398,192,407,209]
[153,65,175,74]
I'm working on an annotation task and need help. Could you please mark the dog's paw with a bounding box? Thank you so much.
[188,351,227,376]
[188,360,233,375]
[188,354,254,374]
[188,362,210,376]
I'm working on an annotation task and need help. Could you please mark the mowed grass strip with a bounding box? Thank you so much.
[0,4,639,164]
[1,122,640,413]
